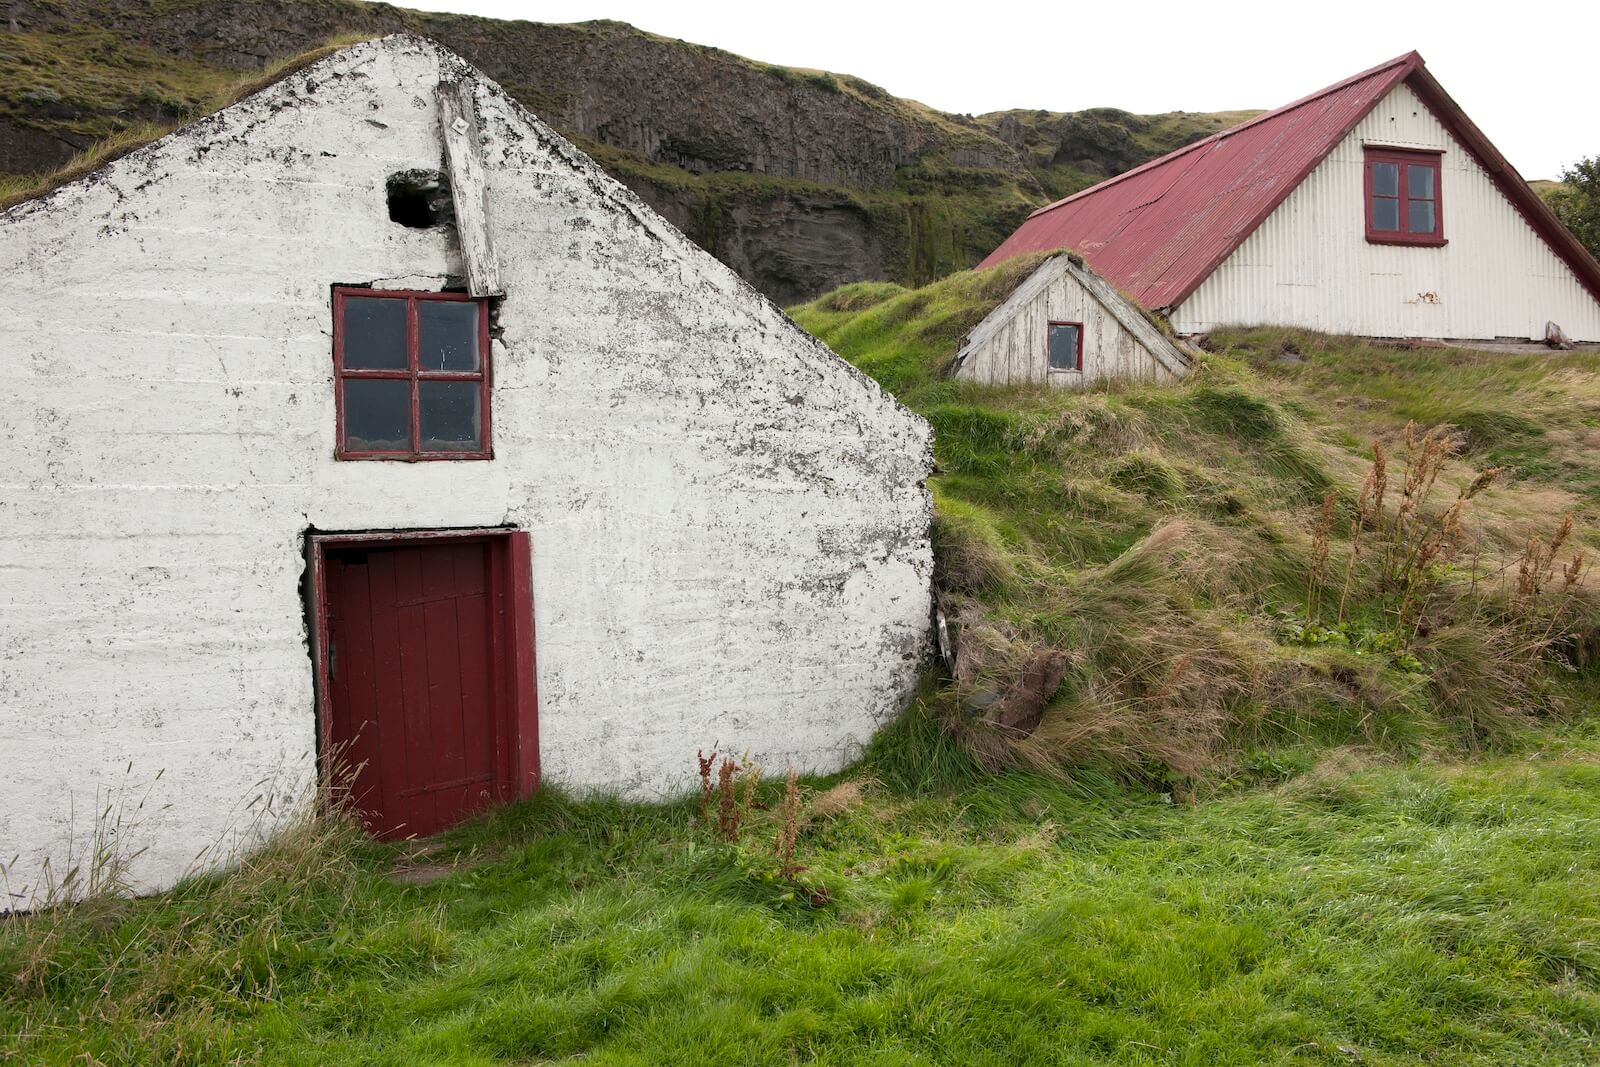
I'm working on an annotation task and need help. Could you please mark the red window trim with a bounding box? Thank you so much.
[307,527,540,806]
[333,287,493,461]
[1047,320,1085,373]
[1364,147,1446,247]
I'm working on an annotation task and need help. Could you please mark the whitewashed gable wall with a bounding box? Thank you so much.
[0,38,932,900]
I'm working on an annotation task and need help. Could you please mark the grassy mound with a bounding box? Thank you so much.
[791,266,1600,788]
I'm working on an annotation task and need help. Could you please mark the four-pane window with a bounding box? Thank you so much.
[1048,321,1083,373]
[334,288,491,460]
[1365,148,1443,245]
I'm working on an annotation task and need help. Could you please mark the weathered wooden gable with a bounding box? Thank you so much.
[951,254,1191,386]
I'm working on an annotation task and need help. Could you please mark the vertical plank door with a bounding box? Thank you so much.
[325,541,502,838]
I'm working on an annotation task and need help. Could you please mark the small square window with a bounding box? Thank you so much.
[334,289,491,460]
[1365,148,1444,246]
[1048,322,1083,372]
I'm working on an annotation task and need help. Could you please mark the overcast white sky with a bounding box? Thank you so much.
[401,0,1597,180]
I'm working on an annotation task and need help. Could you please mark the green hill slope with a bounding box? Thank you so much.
[981,105,1262,200]
[791,265,1600,783]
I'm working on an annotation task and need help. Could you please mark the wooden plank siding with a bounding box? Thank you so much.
[437,77,504,298]
[952,255,1191,386]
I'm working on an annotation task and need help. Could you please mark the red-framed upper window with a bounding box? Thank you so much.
[333,288,492,461]
[1364,148,1444,246]
[1047,321,1084,373]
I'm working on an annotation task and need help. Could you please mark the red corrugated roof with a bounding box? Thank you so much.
[977,52,1600,310]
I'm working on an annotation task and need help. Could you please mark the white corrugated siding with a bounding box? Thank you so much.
[1172,83,1600,341]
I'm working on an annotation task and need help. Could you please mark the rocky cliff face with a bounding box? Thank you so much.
[633,181,893,307]
[0,0,1253,301]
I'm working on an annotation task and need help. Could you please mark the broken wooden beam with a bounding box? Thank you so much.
[437,78,504,298]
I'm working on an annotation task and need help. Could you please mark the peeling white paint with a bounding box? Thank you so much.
[0,37,933,902]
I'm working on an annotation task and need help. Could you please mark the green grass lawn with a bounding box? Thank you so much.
[5,715,1599,1064]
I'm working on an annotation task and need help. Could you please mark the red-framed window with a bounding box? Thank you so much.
[1364,148,1444,246]
[1047,321,1084,372]
[333,288,492,460]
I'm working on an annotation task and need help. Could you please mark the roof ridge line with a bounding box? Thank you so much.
[1022,50,1423,222]
[1059,256,1191,375]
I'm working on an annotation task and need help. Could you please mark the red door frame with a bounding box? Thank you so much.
[306,528,539,822]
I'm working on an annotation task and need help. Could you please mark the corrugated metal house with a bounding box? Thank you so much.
[949,253,1191,386]
[0,36,933,902]
[979,52,1600,342]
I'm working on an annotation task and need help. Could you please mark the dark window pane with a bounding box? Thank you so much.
[1408,200,1436,234]
[419,381,482,451]
[1048,323,1080,371]
[1371,197,1400,231]
[1407,164,1435,200]
[344,379,412,451]
[418,300,481,371]
[1370,162,1399,197]
[342,297,408,370]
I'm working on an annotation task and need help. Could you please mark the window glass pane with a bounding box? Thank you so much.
[1371,197,1400,231]
[343,379,411,451]
[418,300,481,371]
[1408,200,1436,234]
[419,381,482,451]
[1407,164,1435,200]
[341,297,408,370]
[1370,162,1399,197]
[1048,324,1080,371]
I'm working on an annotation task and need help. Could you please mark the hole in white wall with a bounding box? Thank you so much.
[386,169,454,229]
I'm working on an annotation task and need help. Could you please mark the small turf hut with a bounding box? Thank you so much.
[949,253,1192,386]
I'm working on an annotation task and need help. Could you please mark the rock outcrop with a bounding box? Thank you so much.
[1,0,1253,301]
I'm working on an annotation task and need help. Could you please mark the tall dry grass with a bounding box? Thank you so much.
[946,520,1276,784]
[1318,422,1594,744]
[935,415,1599,785]
[2,756,395,1018]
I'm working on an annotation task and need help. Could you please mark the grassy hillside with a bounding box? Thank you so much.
[791,262,1600,783]
[5,262,1600,1064]
[0,5,1242,296]
[0,34,370,209]
[980,106,1262,200]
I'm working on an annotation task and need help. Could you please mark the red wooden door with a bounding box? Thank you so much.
[324,540,507,839]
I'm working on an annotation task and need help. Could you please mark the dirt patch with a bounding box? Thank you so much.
[386,861,464,887]
[1276,746,1391,795]
[809,780,867,819]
